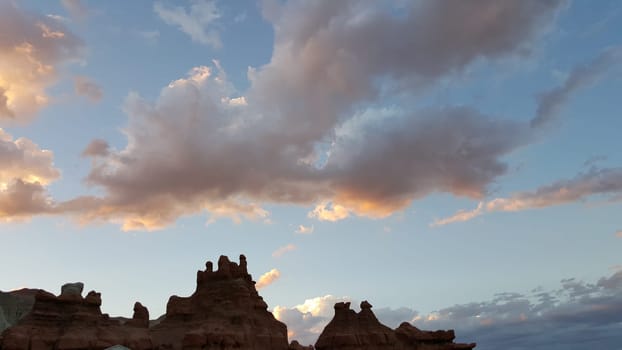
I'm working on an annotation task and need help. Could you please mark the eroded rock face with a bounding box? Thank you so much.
[315,301,476,350]
[0,289,39,333]
[0,287,151,350]
[150,254,288,350]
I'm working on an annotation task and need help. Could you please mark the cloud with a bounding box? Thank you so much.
[272,243,297,258]
[256,268,280,289]
[531,46,622,128]
[0,128,60,221]
[61,0,88,20]
[431,202,484,227]
[154,0,221,48]
[47,1,566,230]
[74,76,103,102]
[81,139,109,157]
[295,224,314,234]
[309,202,350,222]
[434,167,622,226]
[616,231,622,238]
[0,2,83,123]
[276,271,622,349]
[135,30,160,44]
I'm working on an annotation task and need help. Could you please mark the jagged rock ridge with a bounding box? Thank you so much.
[0,255,476,350]
[149,254,288,350]
[315,301,475,350]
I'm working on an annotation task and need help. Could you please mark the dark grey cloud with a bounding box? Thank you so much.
[276,271,622,350]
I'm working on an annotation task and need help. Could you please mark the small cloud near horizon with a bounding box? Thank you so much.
[256,268,280,289]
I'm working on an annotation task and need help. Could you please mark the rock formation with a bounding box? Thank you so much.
[149,254,288,350]
[0,289,39,333]
[0,255,476,350]
[0,284,151,350]
[315,301,475,350]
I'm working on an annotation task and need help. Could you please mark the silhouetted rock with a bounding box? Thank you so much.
[289,340,315,350]
[315,301,476,350]
[0,254,476,350]
[0,287,151,350]
[150,254,288,350]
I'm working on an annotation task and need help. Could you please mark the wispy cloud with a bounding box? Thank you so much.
[256,268,280,289]
[295,224,314,234]
[61,0,89,20]
[74,76,103,103]
[531,46,622,128]
[272,243,297,258]
[154,0,221,47]
[431,202,484,227]
[433,167,622,226]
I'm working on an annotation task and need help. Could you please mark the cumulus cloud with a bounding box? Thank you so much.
[256,268,280,289]
[276,272,622,349]
[0,129,60,221]
[272,243,297,258]
[74,76,103,102]
[531,46,622,128]
[154,0,221,47]
[273,295,350,344]
[295,224,314,234]
[51,0,569,230]
[0,1,83,123]
[434,167,622,226]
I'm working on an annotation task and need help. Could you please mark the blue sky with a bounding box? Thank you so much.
[1,1,621,348]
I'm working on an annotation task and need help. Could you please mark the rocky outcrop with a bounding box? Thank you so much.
[0,289,39,333]
[0,285,151,350]
[150,254,288,350]
[315,301,476,350]
[289,340,314,350]
[1,255,476,350]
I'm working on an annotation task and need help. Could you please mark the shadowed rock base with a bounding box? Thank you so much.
[315,301,475,350]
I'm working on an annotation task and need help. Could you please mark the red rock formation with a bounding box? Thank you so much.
[0,286,151,350]
[150,254,288,350]
[315,301,476,350]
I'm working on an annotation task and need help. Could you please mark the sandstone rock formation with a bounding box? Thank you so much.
[1,255,476,350]
[0,289,39,333]
[315,301,475,350]
[149,254,288,350]
[0,285,151,350]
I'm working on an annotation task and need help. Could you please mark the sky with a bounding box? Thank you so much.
[1,0,621,348]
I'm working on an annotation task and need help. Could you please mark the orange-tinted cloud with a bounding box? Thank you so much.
[43,1,569,230]
[0,2,82,123]
[256,268,280,289]
[272,244,297,258]
[0,129,60,221]
[434,167,622,226]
